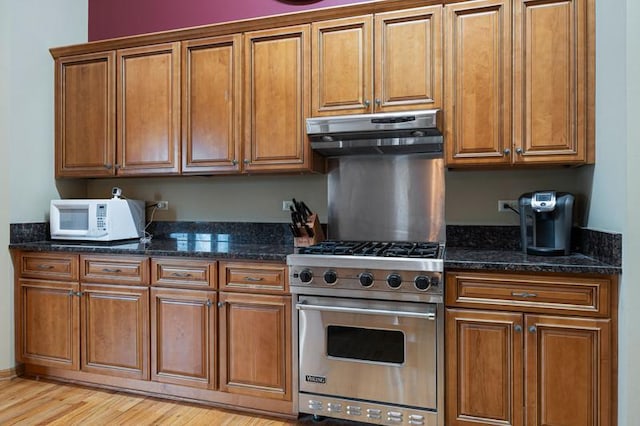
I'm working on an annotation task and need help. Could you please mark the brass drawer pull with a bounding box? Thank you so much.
[244,276,264,282]
[171,272,193,278]
[512,292,537,298]
[101,268,122,273]
[37,264,55,270]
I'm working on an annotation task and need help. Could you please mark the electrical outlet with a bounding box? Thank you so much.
[498,199,518,212]
[156,201,169,210]
[282,200,294,211]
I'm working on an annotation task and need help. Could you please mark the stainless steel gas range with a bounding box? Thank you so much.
[288,241,445,426]
[289,109,446,425]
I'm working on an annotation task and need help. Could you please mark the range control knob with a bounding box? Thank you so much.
[299,269,313,283]
[386,273,403,288]
[324,270,338,285]
[359,272,374,287]
[414,275,432,291]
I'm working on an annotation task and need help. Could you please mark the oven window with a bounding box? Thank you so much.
[327,325,405,364]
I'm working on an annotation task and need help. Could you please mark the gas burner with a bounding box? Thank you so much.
[298,240,442,259]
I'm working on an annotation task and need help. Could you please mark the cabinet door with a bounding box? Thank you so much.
[55,51,116,177]
[374,6,442,112]
[513,0,593,165]
[80,283,150,380]
[17,279,80,370]
[218,292,291,401]
[311,15,373,116]
[150,288,216,389]
[244,25,313,172]
[182,35,242,174]
[444,0,512,166]
[117,43,180,175]
[446,309,523,426]
[525,315,611,426]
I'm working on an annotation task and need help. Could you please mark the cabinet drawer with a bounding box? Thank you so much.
[151,258,217,289]
[219,262,287,293]
[20,252,79,281]
[80,255,149,285]
[446,272,611,317]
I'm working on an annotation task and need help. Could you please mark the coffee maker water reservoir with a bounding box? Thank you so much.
[519,191,574,256]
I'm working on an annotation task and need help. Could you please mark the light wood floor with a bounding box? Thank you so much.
[0,377,299,425]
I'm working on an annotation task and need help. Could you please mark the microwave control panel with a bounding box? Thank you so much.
[96,204,107,230]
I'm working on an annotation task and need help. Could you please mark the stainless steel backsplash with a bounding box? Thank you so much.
[327,155,445,242]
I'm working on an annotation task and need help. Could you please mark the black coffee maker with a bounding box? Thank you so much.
[519,191,574,256]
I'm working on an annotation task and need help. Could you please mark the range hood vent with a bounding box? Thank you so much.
[306,109,442,157]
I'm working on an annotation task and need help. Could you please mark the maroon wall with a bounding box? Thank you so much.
[88,0,370,41]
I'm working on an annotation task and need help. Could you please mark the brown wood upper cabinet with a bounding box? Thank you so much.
[117,43,181,175]
[55,52,116,177]
[311,6,442,116]
[244,25,322,173]
[55,43,181,177]
[445,0,594,167]
[182,35,243,174]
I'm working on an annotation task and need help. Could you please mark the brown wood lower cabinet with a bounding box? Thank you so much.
[17,279,80,370]
[446,271,617,426]
[80,283,150,380]
[14,252,294,417]
[218,292,291,401]
[150,287,217,389]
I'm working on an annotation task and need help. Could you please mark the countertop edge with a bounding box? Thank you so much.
[10,242,621,275]
[8,242,292,263]
[443,260,621,275]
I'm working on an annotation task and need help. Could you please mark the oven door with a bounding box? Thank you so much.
[297,295,438,410]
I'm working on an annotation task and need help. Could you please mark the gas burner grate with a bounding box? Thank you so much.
[298,241,442,259]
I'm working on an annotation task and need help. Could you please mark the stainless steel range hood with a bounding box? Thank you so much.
[306,109,442,156]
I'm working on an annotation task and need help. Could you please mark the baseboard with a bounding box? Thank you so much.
[0,364,25,381]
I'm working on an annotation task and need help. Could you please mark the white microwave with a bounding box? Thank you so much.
[50,198,145,241]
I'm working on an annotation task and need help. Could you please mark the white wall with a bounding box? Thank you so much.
[445,168,588,225]
[0,0,87,371]
[87,175,329,223]
[0,0,12,373]
[618,0,640,423]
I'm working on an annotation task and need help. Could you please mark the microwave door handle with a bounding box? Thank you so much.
[296,302,436,320]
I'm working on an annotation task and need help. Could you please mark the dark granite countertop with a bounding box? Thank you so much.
[445,247,621,275]
[9,240,620,274]
[9,223,622,274]
[9,239,294,262]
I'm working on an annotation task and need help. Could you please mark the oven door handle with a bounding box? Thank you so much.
[296,302,436,320]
